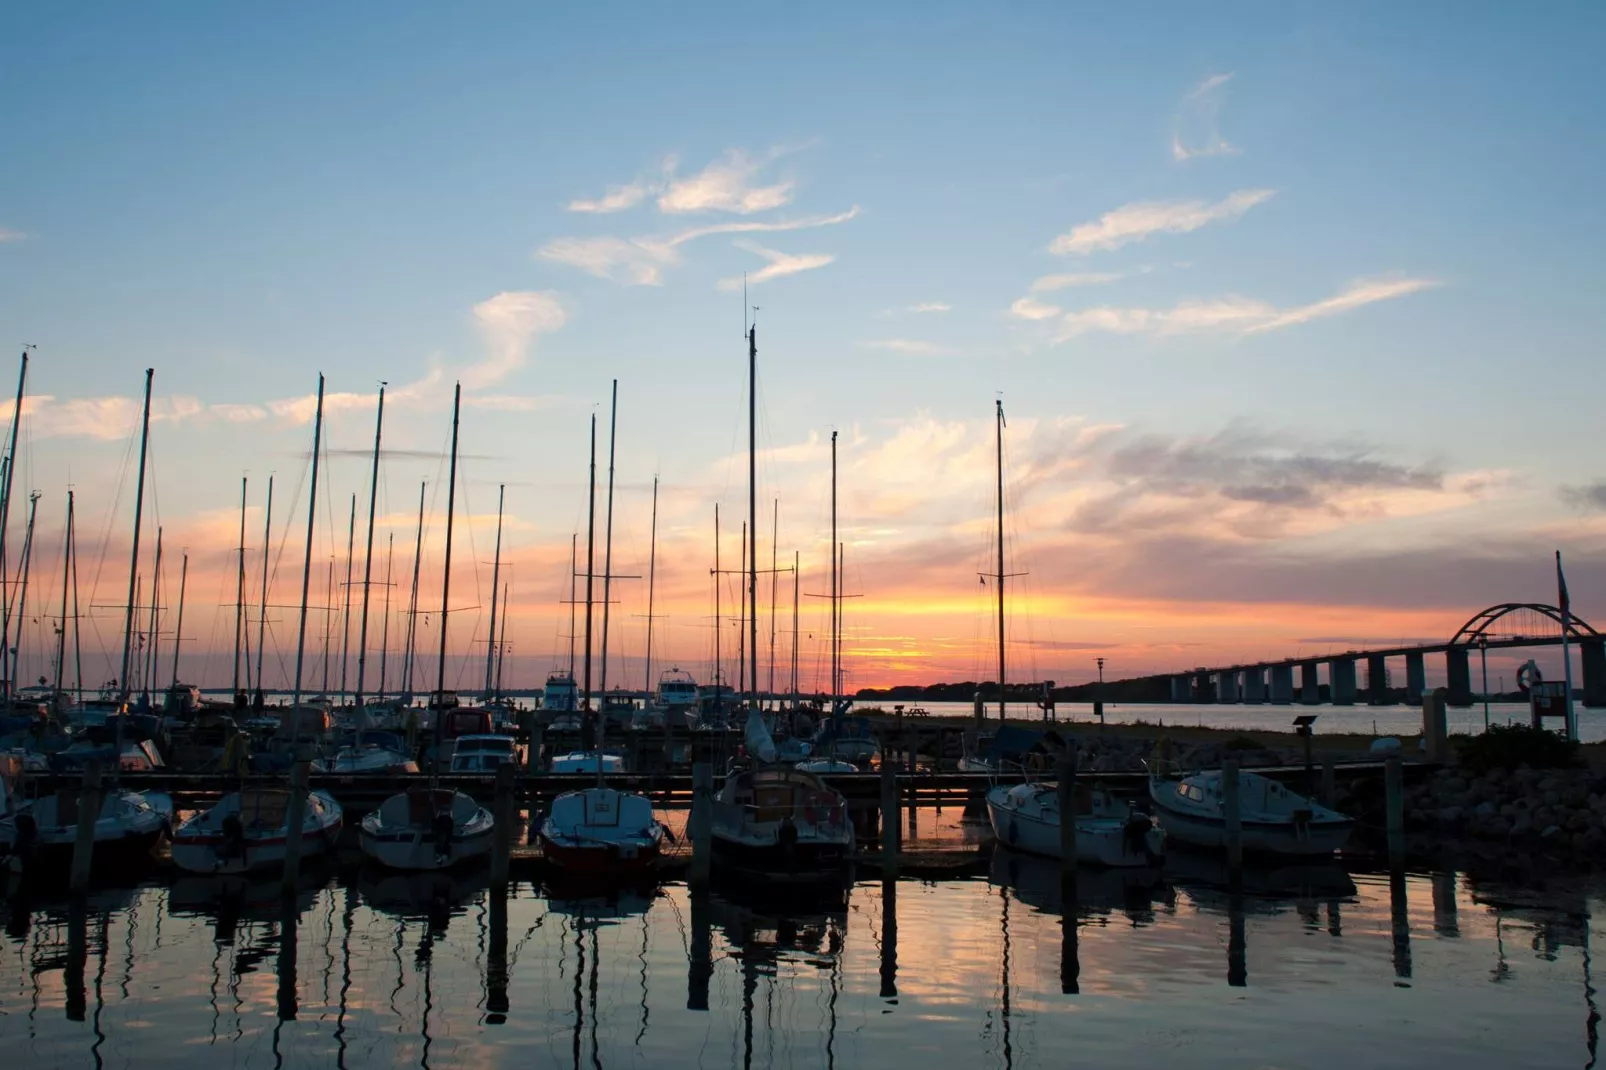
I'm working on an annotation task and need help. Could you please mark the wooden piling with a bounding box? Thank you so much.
[1222,758,1242,871]
[529,725,544,772]
[69,760,103,892]
[1320,754,1336,808]
[1056,749,1077,866]
[1385,754,1405,866]
[690,762,712,886]
[491,761,514,888]
[880,755,899,870]
[281,763,308,892]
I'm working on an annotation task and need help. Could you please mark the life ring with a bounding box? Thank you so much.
[1516,660,1543,695]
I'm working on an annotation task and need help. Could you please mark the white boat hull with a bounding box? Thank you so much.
[1148,772,1353,857]
[358,789,495,871]
[171,790,343,874]
[986,785,1163,868]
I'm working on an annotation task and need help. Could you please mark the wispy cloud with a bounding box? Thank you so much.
[539,207,859,286]
[858,338,952,355]
[908,301,950,314]
[1561,482,1606,511]
[658,148,795,215]
[1009,297,1062,321]
[717,240,835,290]
[1050,276,1438,340]
[1029,269,1143,292]
[0,228,23,243]
[568,181,652,214]
[467,291,567,387]
[1050,189,1274,256]
[1172,72,1239,162]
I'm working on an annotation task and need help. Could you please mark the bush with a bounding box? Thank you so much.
[1456,723,1580,774]
[1223,735,1263,752]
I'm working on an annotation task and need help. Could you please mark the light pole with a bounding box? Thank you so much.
[1477,635,1489,730]
[1096,657,1106,725]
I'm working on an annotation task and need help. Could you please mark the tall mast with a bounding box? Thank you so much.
[402,481,425,698]
[738,522,746,699]
[643,476,658,694]
[747,325,758,715]
[495,580,510,698]
[117,369,155,703]
[769,499,777,706]
[434,382,462,718]
[599,381,619,708]
[712,504,720,692]
[791,550,799,704]
[321,556,334,696]
[233,476,247,696]
[353,384,385,707]
[0,349,27,703]
[10,492,38,695]
[145,527,163,699]
[830,430,838,712]
[837,542,845,701]
[169,551,188,687]
[995,399,1006,723]
[378,533,393,699]
[254,474,273,698]
[70,493,82,698]
[290,375,326,747]
[338,494,355,704]
[483,483,505,699]
[54,490,73,693]
[581,413,597,712]
[567,533,577,677]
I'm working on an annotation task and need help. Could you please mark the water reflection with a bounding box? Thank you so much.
[2,853,1604,1069]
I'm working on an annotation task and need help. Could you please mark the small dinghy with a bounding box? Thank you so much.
[538,786,665,876]
[171,787,343,874]
[1149,768,1353,856]
[987,781,1163,867]
[0,782,173,879]
[359,787,494,871]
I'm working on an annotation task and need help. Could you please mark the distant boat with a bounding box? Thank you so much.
[170,787,343,874]
[986,780,1163,867]
[542,669,578,714]
[1148,769,1352,856]
[312,729,418,775]
[447,734,518,774]
[360,787,494,871]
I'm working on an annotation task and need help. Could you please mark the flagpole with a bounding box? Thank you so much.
[1559,550,1577,741]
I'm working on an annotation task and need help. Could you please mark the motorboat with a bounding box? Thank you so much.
[601,693,637,730]
[359,787,494,871]
[795,757,857,774]
[312,730,419,775]
[987,780,1163,867]
[640,668,700,729]
[170,787,343,874]
[448,734,518,774]
[959,725,1049,774]
[541,670,578,715]
[538,786,665,875]
[1148,768,1353,856]
[711,765,854,879]
[549,750,627,775]
[0,777,173,878]
[812,716,879,764]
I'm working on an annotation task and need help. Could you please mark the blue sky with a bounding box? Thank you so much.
[1,4,1603,690]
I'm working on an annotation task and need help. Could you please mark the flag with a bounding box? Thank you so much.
[1557,550,1571,620]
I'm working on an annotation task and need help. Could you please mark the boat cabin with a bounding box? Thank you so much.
[448,734,517,773]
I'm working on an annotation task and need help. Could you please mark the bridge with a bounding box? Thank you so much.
[1155,603,1606,708]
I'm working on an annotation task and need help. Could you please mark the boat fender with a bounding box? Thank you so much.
[432,811,455,857]
[221,813,247,859]
[1123,815,1151,859]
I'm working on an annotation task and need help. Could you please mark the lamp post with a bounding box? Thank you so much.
[1095,657,1106,725]
[1477,635,1489,730]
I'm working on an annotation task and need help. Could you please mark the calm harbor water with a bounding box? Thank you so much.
[1,834,1599,1069]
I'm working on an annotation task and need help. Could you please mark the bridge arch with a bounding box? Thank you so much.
[1448,603,1599,646]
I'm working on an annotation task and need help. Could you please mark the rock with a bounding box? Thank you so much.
[1568,811,1592,832]
[1474,801,1498,817]
[1539,776,1561,794]
[1444,776,1468,794]
[1542,824,1564,841]
[1510,815,1534,838]
[1435,806,1465,826]
[1544,789,1562,807]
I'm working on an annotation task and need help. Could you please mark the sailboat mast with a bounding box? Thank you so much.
[233,476,247,696]
[117,369,155,702]
[769,499,777,706]
[791,550,799,703]
[321,556,333,696]
[830,430,838,710]
[567,533,577,677]
[54,490,73,693]
[10,492,38,695]
[169,551,188,687]
[353,384,385,707]
[483,483,505,699]
[145,528,163,698]
[995,399,1006,723]
[338,494,355,704]
[402,481,425,697]
[495,580,509,697]
[70,496,82,697]
[290,375,326,746]
[713,504,720,691]
[0,350,27,703]
[434,382,462,718]
[599,381,618,706]
[643,476,657,694]
[747,325,758,714]
[255,474,274,699]
[738,522,746,699]
[837,542,845,701]
[378,533,393,698]
[581,414,597,711]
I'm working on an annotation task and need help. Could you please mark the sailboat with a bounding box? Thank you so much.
[360,383,496,871]
[172,376,343,875]
[541,381,667,874]
[712,324,854,879]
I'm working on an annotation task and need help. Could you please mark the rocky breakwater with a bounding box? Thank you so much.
[1406,764,1606,865]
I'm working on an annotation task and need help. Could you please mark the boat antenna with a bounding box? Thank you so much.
[353,382,385,708]
[290,374,326,752]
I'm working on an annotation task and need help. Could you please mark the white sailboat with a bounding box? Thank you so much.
[1148,769,1353,856]
[171,786,343,874]
[987,780,1163,867]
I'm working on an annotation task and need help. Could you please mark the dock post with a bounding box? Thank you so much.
[69,760,103,892]
[690,762,712,886]
[1320,754,1336,808]
[486,879,509,1020]
[529,725,544,772]
[880,755,899,871]
[491,761,514,888]
[1385,755,1405,867]
[281,762,309,892]
[1222,758,1242,871]
[1056,749,1077,865]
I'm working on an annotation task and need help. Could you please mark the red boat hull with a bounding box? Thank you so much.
[538,834,661,875]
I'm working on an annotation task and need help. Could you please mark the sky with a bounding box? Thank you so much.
[2,3,1605,697]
